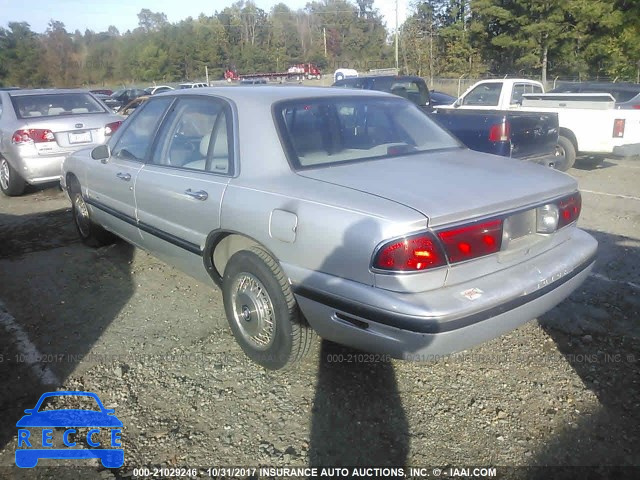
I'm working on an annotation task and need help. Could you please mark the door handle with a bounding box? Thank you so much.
[184,189,208,201]
[116,172,131,181]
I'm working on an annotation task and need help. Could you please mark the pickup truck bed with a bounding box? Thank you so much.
[430,108,558,167]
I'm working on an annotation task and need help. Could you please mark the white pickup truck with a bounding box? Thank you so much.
[442,78,640,170]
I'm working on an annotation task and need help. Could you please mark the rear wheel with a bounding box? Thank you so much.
[0,157,26,196]
[70,189,116,247]
[554,136,576,171]
[222,246,316,370]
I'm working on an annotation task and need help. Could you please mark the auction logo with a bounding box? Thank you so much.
[15,391,123,468]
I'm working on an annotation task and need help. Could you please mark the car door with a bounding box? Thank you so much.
[134,96,234,282]
[84,97,174,245]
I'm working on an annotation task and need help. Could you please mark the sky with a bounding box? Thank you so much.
[0,0,408,34]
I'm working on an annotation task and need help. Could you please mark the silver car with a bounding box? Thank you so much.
[0,89,123,196]
[61,87,597,370]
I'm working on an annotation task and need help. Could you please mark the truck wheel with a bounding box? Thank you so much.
[222,246,316,370]
[555,136,576,171]
[71,189,116,247]
[0,157,26,196]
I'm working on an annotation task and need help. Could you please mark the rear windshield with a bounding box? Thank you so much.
[11,93,107,118]
[275,96,459,169]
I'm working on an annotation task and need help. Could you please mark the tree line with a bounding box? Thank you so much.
[0,0,638,88]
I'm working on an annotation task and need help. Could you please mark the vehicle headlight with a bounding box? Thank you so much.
[536,204,559,233]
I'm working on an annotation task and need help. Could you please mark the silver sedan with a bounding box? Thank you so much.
[61,87,597,369]
[0,89,123,196]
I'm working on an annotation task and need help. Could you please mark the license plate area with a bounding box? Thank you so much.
[502,208,536,249]
[68,131,92,144]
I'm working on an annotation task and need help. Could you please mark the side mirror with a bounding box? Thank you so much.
[453,99,462,108]
[91,144,110,161]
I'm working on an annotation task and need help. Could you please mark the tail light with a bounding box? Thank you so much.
[373,233,446,271]
[489,121,511,142]
[613,119,625,138]
[632,105,640,110]
[104,121,122,136]
[557,192,581,228]
[11,129,55,144]
[437,219,503,263]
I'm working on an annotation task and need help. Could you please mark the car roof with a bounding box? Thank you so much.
[7,88,92,96]
[162,85,392,104]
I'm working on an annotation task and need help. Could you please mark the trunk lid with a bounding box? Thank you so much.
[297,148,577,227]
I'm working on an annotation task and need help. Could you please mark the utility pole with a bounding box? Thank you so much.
[323,28,327,57]
[395,0,399,71]
[205,66,209,86]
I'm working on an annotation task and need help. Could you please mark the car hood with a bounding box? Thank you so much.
[296,148,577,227]
[16,410,123,427]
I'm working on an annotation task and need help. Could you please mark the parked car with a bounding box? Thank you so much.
[178,82,208,89]
[89,89,113,96]
[103,88,146,112]
[144,85,174,95]
[333,75,560,169]
[446,78,640,168]
[0,89,123,196]
[334,68,358,82]
[549,81,640,110]
[61,87,597,370]
[118,95,150,116]
[240,78,268,85]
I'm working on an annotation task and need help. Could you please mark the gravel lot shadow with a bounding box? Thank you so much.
[306,219,410,469]
[0,206,135,453]
[309,340,409,468]
[532,228,640,475]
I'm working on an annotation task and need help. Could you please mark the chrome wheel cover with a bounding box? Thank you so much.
[230,273,275,350]
[73,194,91,238]
[0,159,9,190]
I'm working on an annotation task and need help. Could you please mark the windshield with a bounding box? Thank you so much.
[275,96,460,169]
[37,395,102,412]
[11,93,108,118]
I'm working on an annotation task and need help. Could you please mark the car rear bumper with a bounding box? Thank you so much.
[292,228,597,359]
[3,150,66,184]
[613,143,640,157]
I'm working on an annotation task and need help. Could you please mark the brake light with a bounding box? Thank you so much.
[557,192,581,228]
[11,129,55,144]
[104,121,122,136]
[488,122,511,142]
[632,105,640,110]
[373,233,446,271]
[613,119,625,138]
[437,219,503,264]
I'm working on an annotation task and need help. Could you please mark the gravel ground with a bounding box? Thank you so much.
[0,157,638,480]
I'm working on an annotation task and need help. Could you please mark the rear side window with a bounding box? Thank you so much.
[10,93,107,118]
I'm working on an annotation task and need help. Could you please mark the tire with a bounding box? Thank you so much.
[554,136,576,171]
[222,246,316,370]
[0,157,26,196]
[70,189,116,247]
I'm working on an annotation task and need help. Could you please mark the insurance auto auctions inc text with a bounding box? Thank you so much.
[253,467,497,478]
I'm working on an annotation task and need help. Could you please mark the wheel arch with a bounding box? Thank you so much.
[558,128,578,152]
[203,231,283,287]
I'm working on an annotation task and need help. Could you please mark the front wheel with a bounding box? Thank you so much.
[554,136,576,171]
[71,190,116,247]
[222,246,316,370]
[0,157,26,196]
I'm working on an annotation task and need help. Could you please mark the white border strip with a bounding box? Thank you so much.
[0,303,59,385]
[581,189,640,202]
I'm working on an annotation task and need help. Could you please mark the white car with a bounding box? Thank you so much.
[145,85,174,95]
[178,82,208,89]
[334,68,358,82]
